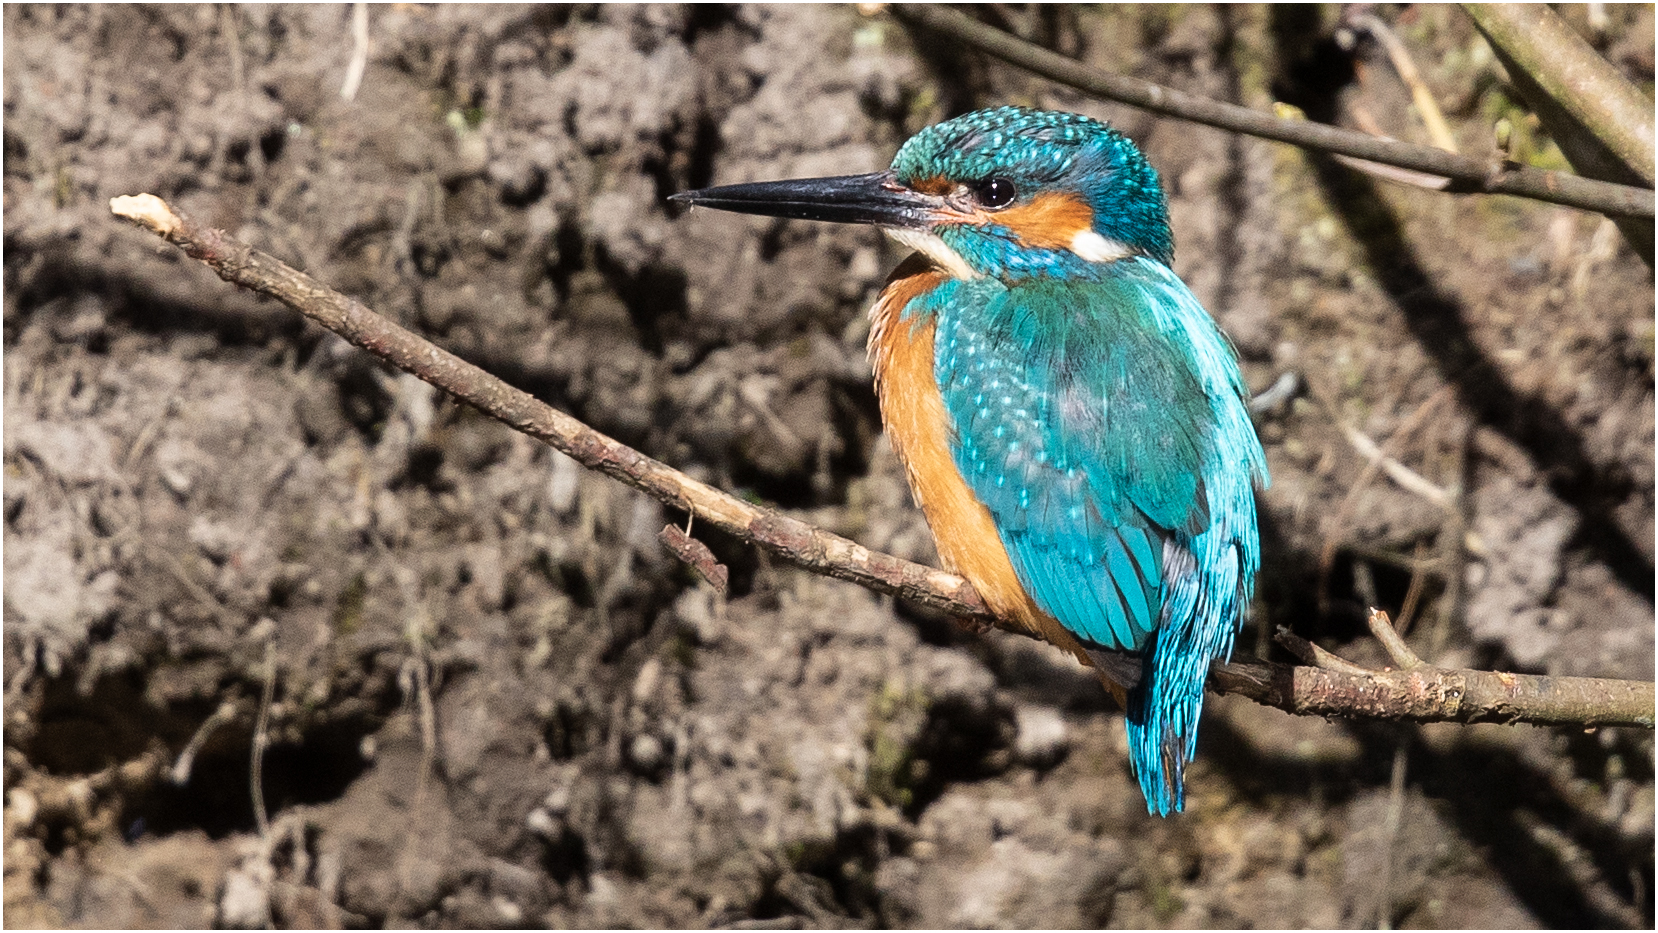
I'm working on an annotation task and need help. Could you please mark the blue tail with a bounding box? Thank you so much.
[1125,529,1253,816]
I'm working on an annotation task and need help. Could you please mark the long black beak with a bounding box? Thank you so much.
[669,171,941,229]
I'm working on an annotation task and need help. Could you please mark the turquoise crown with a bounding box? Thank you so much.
[891,106,1174,268]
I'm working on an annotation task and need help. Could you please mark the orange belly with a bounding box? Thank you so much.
[868,257,1092,666]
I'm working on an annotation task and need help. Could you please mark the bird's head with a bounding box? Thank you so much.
[671,106,1173,281]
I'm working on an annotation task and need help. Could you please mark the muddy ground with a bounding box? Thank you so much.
[3,4,1653,929]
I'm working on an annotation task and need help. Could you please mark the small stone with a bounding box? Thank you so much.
[632,657,663,705]
[525,807,559,839]
[219,865,272,929]
[159,461,195,498]
[627,733,666,777]
[1013,704,1069,770]
[8,788,38,829]
[674,588,721,644]
[493,896,524,924]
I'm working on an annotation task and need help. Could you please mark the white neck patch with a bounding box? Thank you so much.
[1070,229,1137,263]
[884,228,980,280]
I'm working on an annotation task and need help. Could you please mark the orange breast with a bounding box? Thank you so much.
[868,257,1092,665]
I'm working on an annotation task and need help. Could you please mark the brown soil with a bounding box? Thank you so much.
[4,5,1652,928]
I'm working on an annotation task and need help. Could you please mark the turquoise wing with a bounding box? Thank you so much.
[921,261,1227,651]
[915,257,1268,816]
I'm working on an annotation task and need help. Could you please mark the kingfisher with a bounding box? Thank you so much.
[672,107,1268,816]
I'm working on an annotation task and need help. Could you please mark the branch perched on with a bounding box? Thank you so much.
[109,194,1656,730]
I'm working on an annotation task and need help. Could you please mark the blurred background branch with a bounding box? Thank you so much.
[893,4,1655,222]
[1463,3,1655,263]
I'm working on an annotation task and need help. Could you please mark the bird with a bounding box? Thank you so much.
[671,106,1268,816]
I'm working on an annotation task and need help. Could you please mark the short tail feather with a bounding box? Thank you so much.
[1125,636,1203,816]
[1124,539,1248,817]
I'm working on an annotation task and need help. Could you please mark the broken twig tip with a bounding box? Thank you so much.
[659,523,729,595]
[110,193,180,237]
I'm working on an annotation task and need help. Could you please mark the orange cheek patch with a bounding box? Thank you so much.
[990,191,1095,251]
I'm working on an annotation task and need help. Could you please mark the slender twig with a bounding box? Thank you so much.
[1376,742,1409,929]
[891,5,1654,219]
[250,634,276,839]
[1315,386,1453,612]
[1367,608,1427,671]
[109,194,1657,730]
[1430,423,1472,659]
[340,3,370,103]
[1393,542,1430,638]
[1247,371,1299,414]
[1336,420,1454,510]
[1347,12,1459,154]
[171,700,243,786]
[1276,626,1375,677]
[1328,154,1454,192]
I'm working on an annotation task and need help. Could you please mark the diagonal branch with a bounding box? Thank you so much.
[1462,3,1655,264]
[1462,3,1654,187]
[891,4,1654,220]
[109,194,1656,730]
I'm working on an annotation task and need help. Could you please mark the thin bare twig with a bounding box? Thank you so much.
[1315,386,1453,612]
[1328,153,1454,192]
[1337,420,1454,510]
[1429,422,1473,659]
[1346,12,1459,154]
[1393,542,1430,637]
[892,5,1654,220]
[340,3,370,103]
[250,632,276,839]
[108,194,1657,730]
[1247,370,1299,414]
[171,699,242,786]
[1367,608,1427,671]
[1376,742,1409,929]
[1276,626,1376,677]
[108,195,987,620]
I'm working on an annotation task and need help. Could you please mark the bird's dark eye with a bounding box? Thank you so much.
[974,177,1017,209]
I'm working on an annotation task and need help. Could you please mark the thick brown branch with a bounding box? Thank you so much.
[892,5,1654,220]
[110,194,1656,730]
[1212,658,1654,728]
